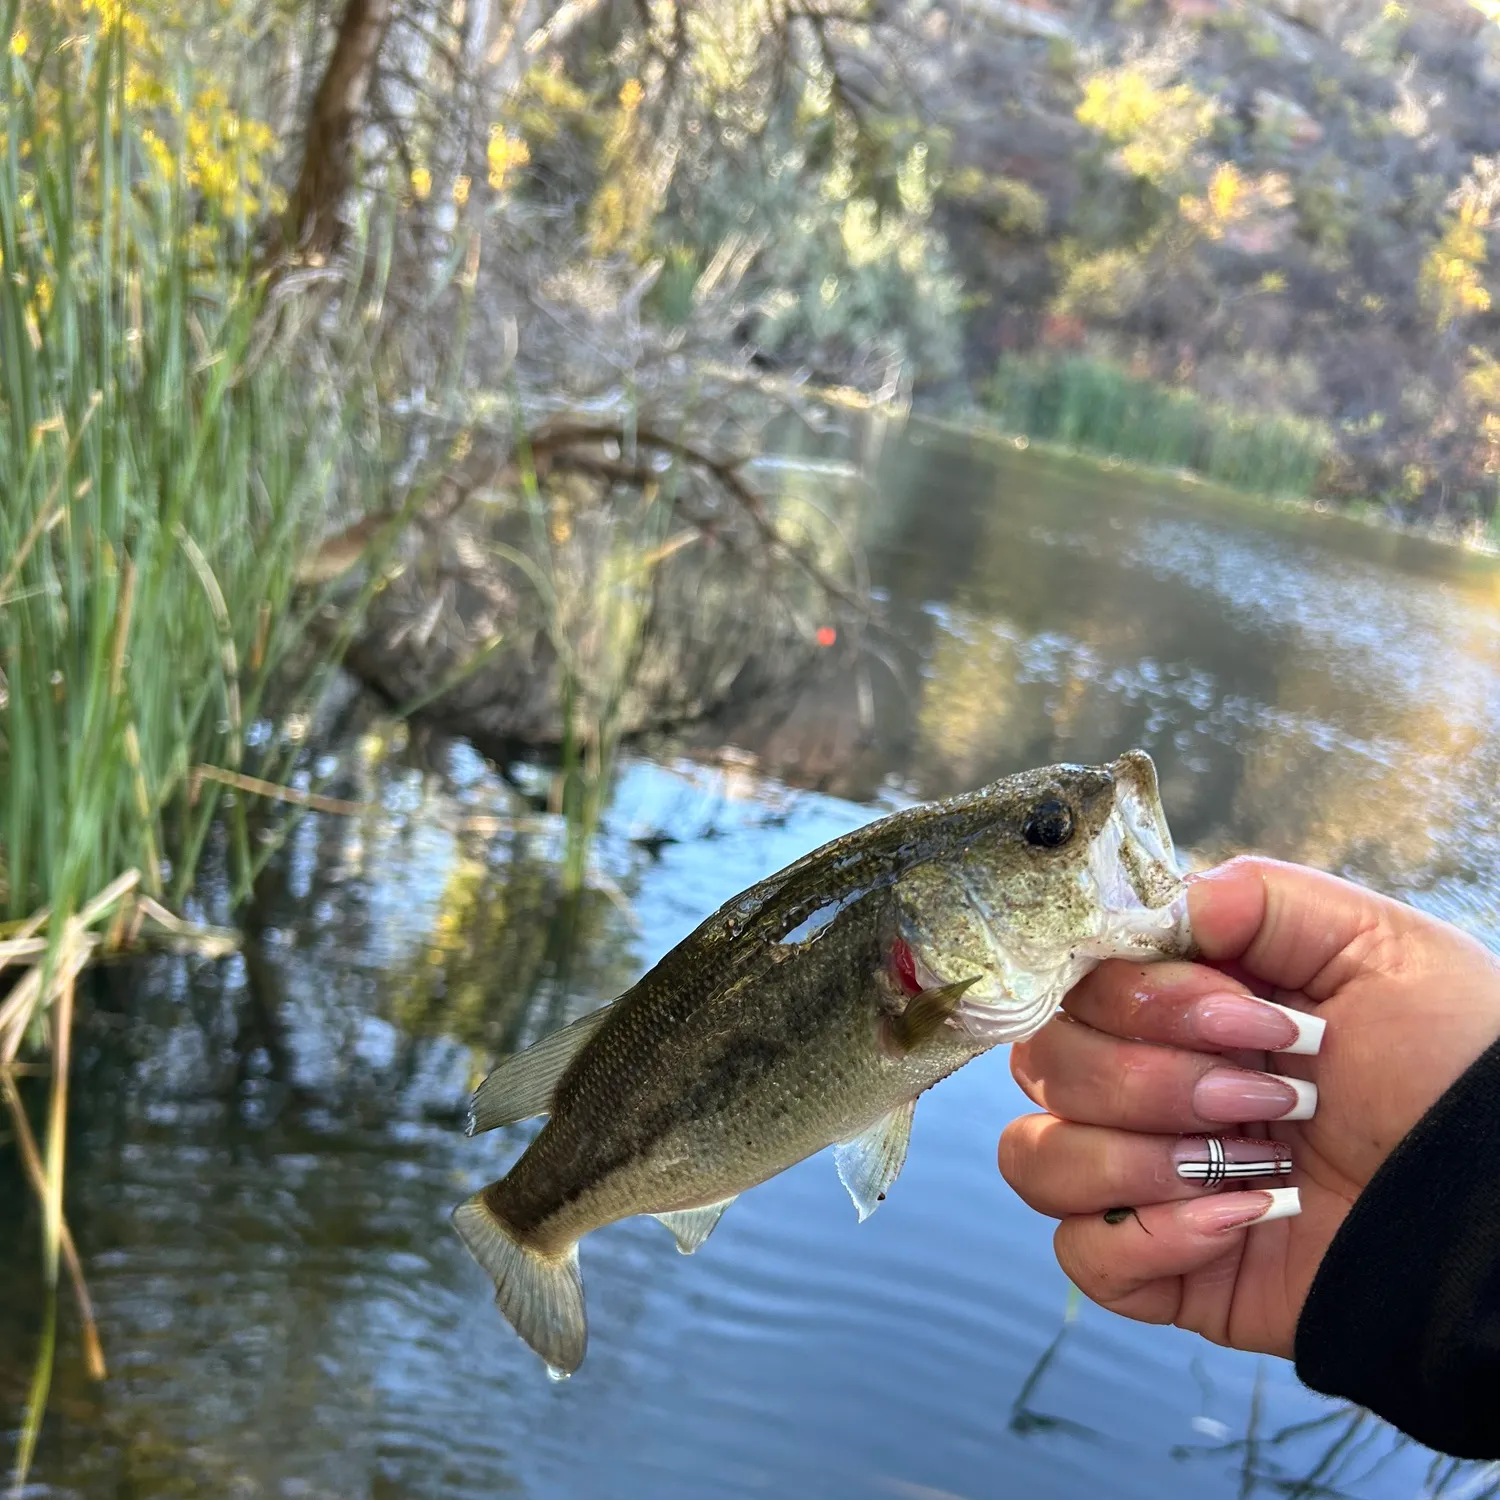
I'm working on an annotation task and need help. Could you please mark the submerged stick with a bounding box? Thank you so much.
[8,1289,56,1497]
[0,1072,106,1380]
[188,763,371,816]
[43,947,78,1286]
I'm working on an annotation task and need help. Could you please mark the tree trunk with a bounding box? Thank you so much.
[284,0,394,259]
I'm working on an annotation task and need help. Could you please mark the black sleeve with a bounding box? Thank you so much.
[1295,1035,1500,1459]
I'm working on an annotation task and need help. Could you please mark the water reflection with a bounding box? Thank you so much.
[9,428,1500,1496]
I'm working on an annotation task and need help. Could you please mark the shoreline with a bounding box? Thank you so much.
[916,410,1500,562]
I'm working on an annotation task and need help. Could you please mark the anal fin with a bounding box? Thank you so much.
[467,1002,614,1135]
[835,1098,917,1222]
[887,976,978,1055]
[651,1196,736,1254]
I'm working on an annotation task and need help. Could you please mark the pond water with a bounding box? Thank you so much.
[8,427,1500,1498]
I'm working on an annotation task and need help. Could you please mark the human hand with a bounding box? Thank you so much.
[998,855,1500,1357]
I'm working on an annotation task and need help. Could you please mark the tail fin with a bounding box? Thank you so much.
[452,1192,587,1378]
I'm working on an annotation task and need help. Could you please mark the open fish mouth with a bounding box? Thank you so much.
[1088,751,1193,955]
[917,751,1193,1046]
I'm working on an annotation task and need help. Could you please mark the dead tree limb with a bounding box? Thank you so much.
[284,0,396,260]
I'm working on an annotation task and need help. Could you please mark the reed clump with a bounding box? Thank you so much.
[0,9,363,1481]
[983,354,1332,500]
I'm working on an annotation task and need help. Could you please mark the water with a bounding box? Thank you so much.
[8,428,1500,1497]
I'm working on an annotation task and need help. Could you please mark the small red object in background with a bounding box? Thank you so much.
[889,938,922,995]
[815,626,837,647]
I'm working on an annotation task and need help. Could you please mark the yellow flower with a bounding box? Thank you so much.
[8,28,27,57]
[486,127,530,192]
[83,0,129,31]
[618,77,643,112]
[140,127,175,182]
[411,165,432,201]
[1206,162,1244,220]
[452,174,471,206]
[125,67,172,110]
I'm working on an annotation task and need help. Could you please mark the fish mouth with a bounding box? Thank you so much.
[933,752,1191,1045]
[899,752,1193,1048]
[1088,751,1192,955]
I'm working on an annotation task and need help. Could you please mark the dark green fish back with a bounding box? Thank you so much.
[596,779,1030,1028]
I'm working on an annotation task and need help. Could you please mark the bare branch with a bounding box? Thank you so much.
[284,0,396,259]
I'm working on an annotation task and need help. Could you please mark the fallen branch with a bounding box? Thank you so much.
[188,763,373,817]
[0,873,240,1064]
[0,1080,99,1380]
[527,420,864,611]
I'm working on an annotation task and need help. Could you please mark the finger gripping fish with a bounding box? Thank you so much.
[453,750,1193,1378]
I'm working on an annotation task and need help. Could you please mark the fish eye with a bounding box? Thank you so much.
[1022,797,1074,850]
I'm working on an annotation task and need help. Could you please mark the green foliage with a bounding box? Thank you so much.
[0,18,353,925]
[1293,169,1359,260]
[944,168,1049,237]
[983,355,1331,498]
[648,245,703,326]
[1049,241,1152,320]
[663,133,966,380]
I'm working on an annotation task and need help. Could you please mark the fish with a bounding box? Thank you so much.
[452,750,1193,1377]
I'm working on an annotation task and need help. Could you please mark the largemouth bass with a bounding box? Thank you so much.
[453,751,1192,1377]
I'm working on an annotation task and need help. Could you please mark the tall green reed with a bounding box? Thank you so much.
[0,24,344,932]
[0,11,372,1482]
[984,353,1331,499]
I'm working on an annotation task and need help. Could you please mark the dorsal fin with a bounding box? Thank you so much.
[466,1003,614,1135]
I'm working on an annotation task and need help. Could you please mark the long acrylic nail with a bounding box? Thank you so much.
[1193,1067,1318,1123]
[1174,1135,1293,1187]
[1184,1186,1302,1233]
[1191,992,1326,1056]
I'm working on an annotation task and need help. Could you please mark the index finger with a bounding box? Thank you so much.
[1188,855,1411,1000]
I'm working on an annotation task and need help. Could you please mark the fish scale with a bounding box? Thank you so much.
[492,888,987,1252]
[453,750,1193,1378]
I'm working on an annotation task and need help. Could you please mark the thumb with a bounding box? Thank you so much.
[1188,856,1413,1001]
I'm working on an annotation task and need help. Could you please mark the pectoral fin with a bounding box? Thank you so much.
[467,1003,614,1135]
[887,976,979,1055]
[651,1195,737,1254]
[835,1098,917,1222]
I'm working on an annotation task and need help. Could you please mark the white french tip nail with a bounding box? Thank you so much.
[1280,1076,1318,1122]
[1256,1186,1302,1224]
[1266,999,1326,1056]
